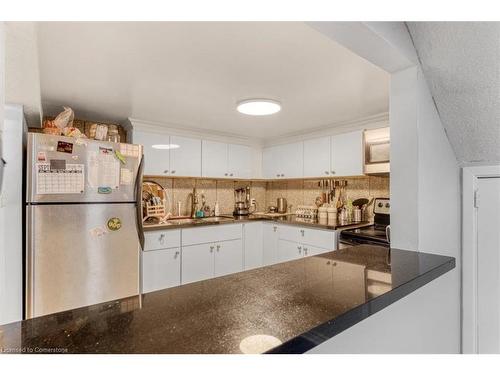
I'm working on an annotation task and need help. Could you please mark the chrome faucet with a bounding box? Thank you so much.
[190,187,199,218]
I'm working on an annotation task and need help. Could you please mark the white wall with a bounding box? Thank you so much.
[4,21,42,127]
[309,22,461,353]
[0,21,6,326]
[0,104,25,324]
[390,67,419,250]
[309,271,458,353]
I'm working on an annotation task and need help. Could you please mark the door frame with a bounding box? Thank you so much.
[462,164,500,353]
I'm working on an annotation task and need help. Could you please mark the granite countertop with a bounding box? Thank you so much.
[143,214,371,232]
[0,245,455,354]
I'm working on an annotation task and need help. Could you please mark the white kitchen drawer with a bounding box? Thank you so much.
[142,247,181,293]
[181,224,242,246]
[144,229,181,251]
[302,228,337,250]
[278,224,302,243]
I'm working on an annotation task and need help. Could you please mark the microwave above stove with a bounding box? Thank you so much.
[364,127,390,175]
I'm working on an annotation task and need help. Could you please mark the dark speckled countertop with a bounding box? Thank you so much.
[143,214,370,231]
[0,245,455,354]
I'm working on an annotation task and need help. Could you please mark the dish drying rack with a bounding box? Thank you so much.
[142,181,170,223]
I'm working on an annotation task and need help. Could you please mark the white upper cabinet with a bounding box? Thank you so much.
[228,144,253,179]
[303,137,331,178]
[280,142,303,178]
[202,141,254,179]
[202,140,228,178]
[169,135,202,177]
[133,130,171,175]
[262,142,303,179]
[330,130,363,177]
[262,146,279,179]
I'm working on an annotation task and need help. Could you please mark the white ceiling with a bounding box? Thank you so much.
[36,22,389,139]
[407,22,500,164]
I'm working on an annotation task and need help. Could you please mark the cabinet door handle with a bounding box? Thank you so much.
[304,247,308,255]
[171,170,176,174]
[216,244,221,251]
[230,173,233,176]
[225,173,228,176]
[298,246,302,254]
[325,171,329,175]
[174,251,180,258]
[300,229,305,236]
[163,170,169,174]
[280,174,284,177]
[273,226,277,232]
[276,174,280,177]
[159,234,165,244]
[331,170,335,174]
[210,245,214,253]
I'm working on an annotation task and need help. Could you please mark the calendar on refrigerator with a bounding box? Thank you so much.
[36,163,85,194]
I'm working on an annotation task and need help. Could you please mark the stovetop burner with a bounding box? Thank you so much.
[340,198,390,247]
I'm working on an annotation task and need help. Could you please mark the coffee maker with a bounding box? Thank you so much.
[233,186,251,216]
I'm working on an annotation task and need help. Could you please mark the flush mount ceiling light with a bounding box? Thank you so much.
[151,144,180,150]
[236,99,281,116]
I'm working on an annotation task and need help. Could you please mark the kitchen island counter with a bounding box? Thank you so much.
[0,246,455,354]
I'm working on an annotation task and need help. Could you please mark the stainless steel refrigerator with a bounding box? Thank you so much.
[25,133,144,318]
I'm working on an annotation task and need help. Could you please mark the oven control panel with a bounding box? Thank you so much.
[373,198,390,215]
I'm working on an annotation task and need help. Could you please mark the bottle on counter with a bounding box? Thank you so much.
[214,201,220,217]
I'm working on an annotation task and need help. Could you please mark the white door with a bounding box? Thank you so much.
[133,130,170,176]
[477,177,500,353]
[142,248,181,293]
[279,142,303,178]
[228,143,253,178]
[181,243,214,284]
[331,130,363,177]
[263,223,279,265]
[278,239,302,263]
[202,140,228,178]
[243,222,263,270]
[303,137,331,178]
[170,135,201,177]
[262,146,280,179]
[214,239,243,277]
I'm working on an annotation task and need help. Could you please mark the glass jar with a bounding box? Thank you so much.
[107,125,120,143]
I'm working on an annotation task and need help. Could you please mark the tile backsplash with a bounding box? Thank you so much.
[144,176,389,219]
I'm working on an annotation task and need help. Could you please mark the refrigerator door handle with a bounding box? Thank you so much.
[26,205,35,319]
[135,153,145,250]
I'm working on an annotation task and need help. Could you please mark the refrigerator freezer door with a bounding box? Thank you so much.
[27,133,143,203]
[26,203,140,318]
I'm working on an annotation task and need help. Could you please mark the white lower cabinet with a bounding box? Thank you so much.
[214,239,243,277]
[181,242,215,284]
[262,223,279,266]
[243,222,264,270]
[182,239,243,284]
[143,223,337,291]
[302,244,330,257]
[142,247,181,293]
[278,239,303,263]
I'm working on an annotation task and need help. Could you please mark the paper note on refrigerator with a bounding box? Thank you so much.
[87,150,120,189]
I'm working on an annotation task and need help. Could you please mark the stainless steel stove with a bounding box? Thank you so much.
[340,198,390,247]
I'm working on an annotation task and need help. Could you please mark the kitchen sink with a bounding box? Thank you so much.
[165,216,235,226]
